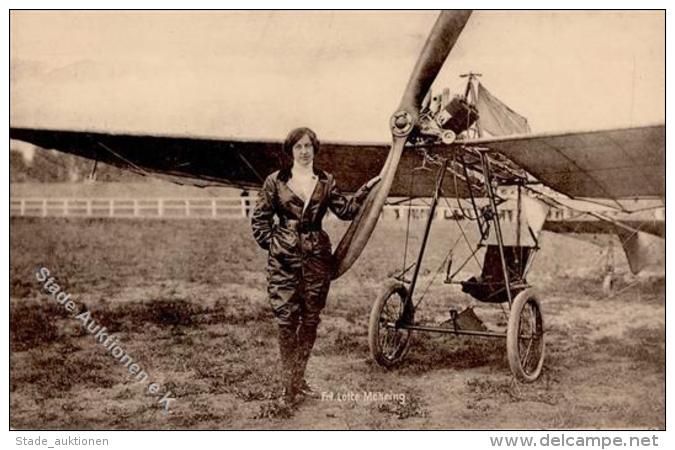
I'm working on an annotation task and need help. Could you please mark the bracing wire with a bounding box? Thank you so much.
[451,153,482,221]
[443,195,483,272]
[413,230,465,309]
[401,160,417,275]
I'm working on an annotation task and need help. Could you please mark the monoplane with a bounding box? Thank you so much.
[10,11,665,381]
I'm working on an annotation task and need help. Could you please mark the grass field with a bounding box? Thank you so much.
[10,217,664,429]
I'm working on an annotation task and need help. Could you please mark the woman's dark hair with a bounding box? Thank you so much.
[283,127,320,156]
[278,127,321,180]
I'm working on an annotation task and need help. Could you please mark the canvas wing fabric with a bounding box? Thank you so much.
[463,124,665,200]
[475,82,531,136]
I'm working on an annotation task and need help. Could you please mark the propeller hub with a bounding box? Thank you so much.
[441,130,456,145]
[390,110,414,137]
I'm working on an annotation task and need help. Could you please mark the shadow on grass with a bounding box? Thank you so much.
[378,332,508,375]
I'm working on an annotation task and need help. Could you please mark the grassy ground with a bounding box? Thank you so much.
[10,217,664,429]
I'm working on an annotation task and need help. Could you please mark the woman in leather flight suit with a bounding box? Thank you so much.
[251,127,379,407]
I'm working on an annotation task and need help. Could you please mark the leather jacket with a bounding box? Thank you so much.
[251,168,371,312]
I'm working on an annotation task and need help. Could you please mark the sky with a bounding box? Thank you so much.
[10,10,665,142]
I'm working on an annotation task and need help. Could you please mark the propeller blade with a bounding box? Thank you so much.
[398,10,473,115]
[333,10,472,279]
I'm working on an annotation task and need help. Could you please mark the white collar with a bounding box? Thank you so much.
[291,165,316,179]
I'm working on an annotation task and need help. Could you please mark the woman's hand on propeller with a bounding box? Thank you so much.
[364,175,382,190]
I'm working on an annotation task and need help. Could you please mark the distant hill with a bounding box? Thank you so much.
[9,141,243,198]
[10,143,146,183]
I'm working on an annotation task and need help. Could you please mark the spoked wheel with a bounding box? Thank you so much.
[506,289,545,382]
[368,282,413,368]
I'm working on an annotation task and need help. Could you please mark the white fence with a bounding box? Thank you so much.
[10,197,252,219]
[8,196,596,222]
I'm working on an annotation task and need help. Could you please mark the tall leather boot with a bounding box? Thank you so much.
[294,323,319,397]
[277,324,298,407]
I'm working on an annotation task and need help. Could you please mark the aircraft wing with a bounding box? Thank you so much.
[9,126,471,197]
[10,123,665,202]
[462,124,665,201]
[459,124,665,274]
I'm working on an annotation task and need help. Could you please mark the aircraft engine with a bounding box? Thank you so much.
[434,95,479,134]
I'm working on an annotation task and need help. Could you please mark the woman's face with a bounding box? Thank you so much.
[292,134,315,168]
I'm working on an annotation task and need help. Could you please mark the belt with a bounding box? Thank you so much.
[279,219,322,233]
